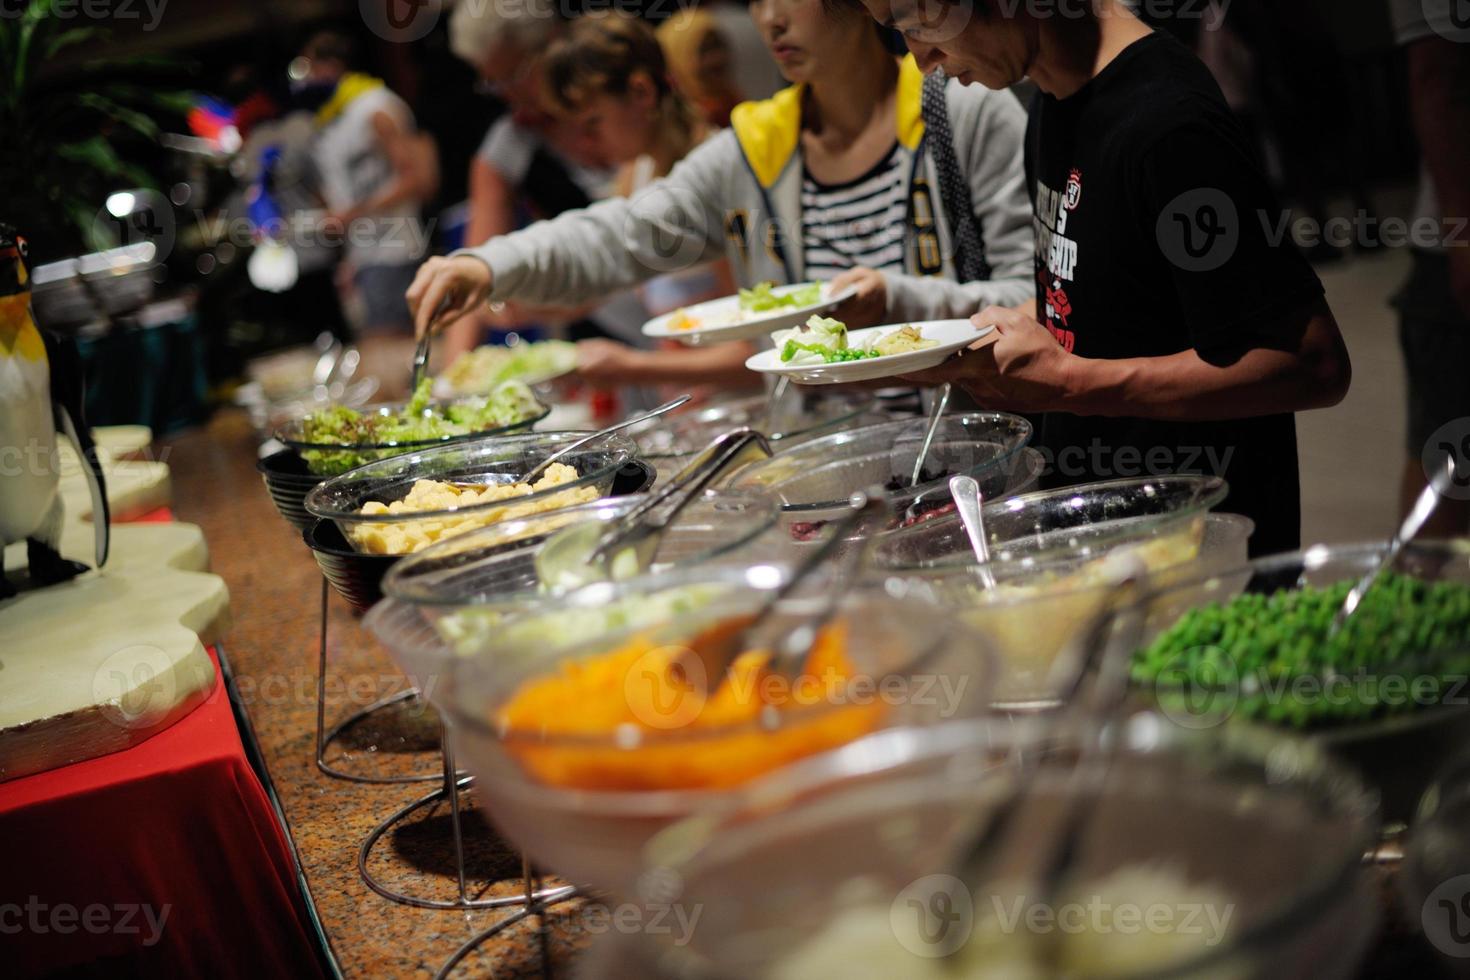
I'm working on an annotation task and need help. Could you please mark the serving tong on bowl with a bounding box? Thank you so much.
[944,557,1150,967]
[537,427,773,588]
[684,489,890,699]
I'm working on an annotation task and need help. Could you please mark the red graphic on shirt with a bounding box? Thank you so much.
[1065,169,1082,212]
[1037,173,1080,354]
[1045,278,1073,326]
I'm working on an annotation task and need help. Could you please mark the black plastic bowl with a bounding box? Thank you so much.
[305,459,656,612]
[257,449,327,532]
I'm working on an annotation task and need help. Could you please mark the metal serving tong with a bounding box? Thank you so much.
[573,427,773,581]
[685,489,890,699]
[409,326,432,394]
[945,558,1150,966]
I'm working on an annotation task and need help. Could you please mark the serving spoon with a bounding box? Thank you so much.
[1331,453,1458,635]
[950,474,997,590]
[519,395,690,484]
[908,382,952,487]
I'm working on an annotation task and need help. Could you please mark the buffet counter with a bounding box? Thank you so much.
[160,411,589,978]
[158,409,1448,979]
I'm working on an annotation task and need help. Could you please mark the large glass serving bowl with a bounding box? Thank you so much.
[883,510,1252,710]
[1129,539,1470,827]
[303,430,637,555]
[641,713,1379,980]
[379,489,780,614]
[367,566,993,901]
[874,475,1230,570]
[631,392,887,475]
[722,412,1033,536]
[276,392,550,475]
[1402,751,1470,976]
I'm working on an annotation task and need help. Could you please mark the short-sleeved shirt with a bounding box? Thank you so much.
[476,117,614,219]
[1025,31,1325,556]
[314,87,425,267]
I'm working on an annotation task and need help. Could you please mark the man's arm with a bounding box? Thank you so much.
[904,297,1351,420]
[1405,35,1470,316]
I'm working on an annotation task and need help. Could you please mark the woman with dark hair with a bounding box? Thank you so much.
[406,0,1035,383]
[538,11,746,393]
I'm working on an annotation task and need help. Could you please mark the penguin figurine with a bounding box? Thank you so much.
[0,223,110,599]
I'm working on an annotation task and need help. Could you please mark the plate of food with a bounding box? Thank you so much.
[641,280,857,346]
[745,316,990,384]
[440,339,579,395]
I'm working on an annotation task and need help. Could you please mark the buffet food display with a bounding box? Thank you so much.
[246,323,1461,980]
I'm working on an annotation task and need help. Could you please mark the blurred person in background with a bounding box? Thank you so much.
[407,0,1034,374]
[1389,0,1470,534]
[293,31,438,390]
[445,0,652,371]
[543,11,749,395]
[658,7,766,128]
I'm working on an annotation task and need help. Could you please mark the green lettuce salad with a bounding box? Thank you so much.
[738,281,823,313]
[443,340,578,395]
[772,315,937,366]
[294,378,544,475]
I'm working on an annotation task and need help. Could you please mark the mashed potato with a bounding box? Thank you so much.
[348,462,598,554]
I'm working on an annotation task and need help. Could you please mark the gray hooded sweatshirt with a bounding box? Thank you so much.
[462,56,1033,323]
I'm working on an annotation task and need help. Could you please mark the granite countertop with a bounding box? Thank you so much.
[161,412,593,978]
[159,411,1452,980]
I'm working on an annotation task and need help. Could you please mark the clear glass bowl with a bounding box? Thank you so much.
[632,392,887,472]
[874,475,1230,570]
[275,393,550,476]
[1130,538,1470,827]
[880,511,1252,710]
[303,430,637,555]
[642,713,1380,980]
[372,566,993,901]
[1402,750,1470,973]
[380,490,781,612]
[722,412,1033,533]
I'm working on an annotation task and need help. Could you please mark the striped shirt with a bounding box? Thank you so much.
[801,143,908,280]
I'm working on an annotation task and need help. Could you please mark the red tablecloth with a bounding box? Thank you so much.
[0,648,326,978]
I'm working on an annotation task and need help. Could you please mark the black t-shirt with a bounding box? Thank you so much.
[1024,32,1325,556]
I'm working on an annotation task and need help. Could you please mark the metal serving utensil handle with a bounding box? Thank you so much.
[1333,453,1457,634]
[946,561,1150,957]
[949,474,997,590]
[587,428,772,565]
[735,490,882,675]
[520,394,691,484]
[409,325,432,394]
[909,382,952,488]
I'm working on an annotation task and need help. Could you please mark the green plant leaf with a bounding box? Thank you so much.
[44,26,106,60]
[77,93,161,139]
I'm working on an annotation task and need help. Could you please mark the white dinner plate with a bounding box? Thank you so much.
[641,282,858,346]
[744,319,993,385]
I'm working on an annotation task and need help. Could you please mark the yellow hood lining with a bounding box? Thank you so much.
[731,55,926,189]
